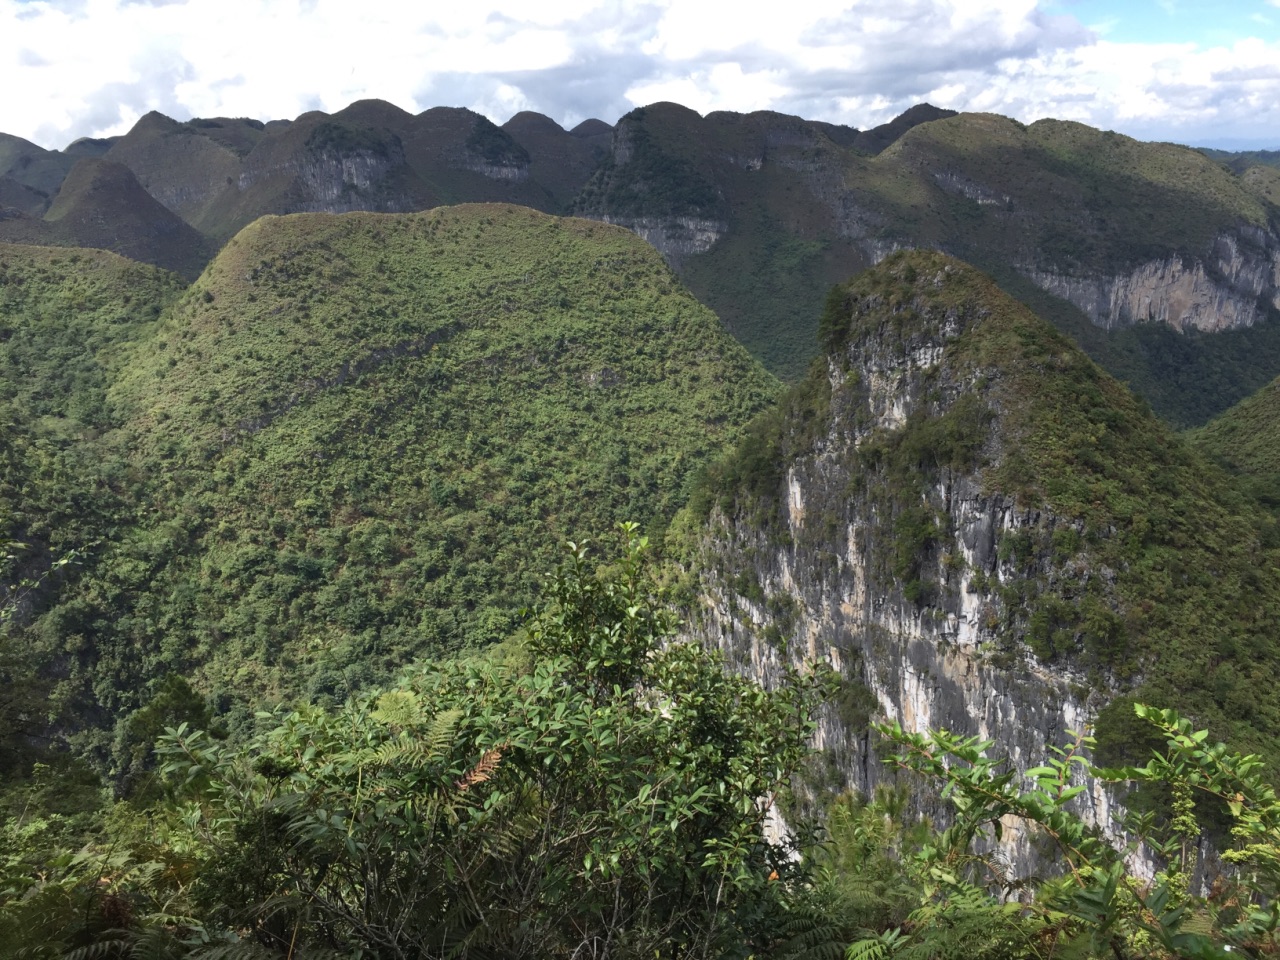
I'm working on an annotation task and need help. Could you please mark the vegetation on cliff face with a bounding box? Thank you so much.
[4,205,779,765]
[693,250,1280,761]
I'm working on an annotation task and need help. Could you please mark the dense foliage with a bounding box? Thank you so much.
[976,260,1280,430]
[0,206,779,766]
[1189,373,1280,510]
[0,527,831,959]
[827,706,1280,959]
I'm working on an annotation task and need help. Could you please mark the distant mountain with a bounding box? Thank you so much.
[0,158,214,278]
[577,106,1280,422]
[572,101,947,379]
[502,110,611,210]
[1199,147,1280,174]
[1189,370,1280,509]
[2,100,1279,425]
[92,101,607,242]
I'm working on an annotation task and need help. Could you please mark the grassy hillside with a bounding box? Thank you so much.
[695,250,1280,760]
[18,204,779,753]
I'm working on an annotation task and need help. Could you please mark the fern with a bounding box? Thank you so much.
[845,928,904,960]
[774,906,848,959]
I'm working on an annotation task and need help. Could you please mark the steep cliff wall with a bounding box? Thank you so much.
[680,250,1280,873]
[1024,228,1280,332]
[594,214,726,265]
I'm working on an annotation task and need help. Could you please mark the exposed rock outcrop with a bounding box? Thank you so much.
[1025,228,1280,332]
[681,249,1280,876]
[594,214,726,266]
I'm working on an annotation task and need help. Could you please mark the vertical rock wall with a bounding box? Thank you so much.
[678,260,1165,874]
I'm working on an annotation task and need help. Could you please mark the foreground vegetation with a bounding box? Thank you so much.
[0,529,830,958]
[4,530,1280,958]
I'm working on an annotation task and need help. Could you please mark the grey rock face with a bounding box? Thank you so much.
[682,276,1155,875]
[1024,228,1280,332]
[592,214,726,266]
[237,144,412,215]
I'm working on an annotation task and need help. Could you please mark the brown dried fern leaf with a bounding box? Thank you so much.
[455,744,505,793]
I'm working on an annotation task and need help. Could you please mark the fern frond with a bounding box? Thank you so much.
[772,898,851,960]
[128,925,186,960]
[186,940,275,960]
[846,930,901,960]
[62,936,132,960]
[423,708,463,758]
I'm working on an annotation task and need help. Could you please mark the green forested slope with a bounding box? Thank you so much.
[0,245,184,775]
[0,243,183,584]
[5,103,1279,432]
[0,243,183,427]
[1189,374,1280,508]
[576,106,1280,427]
[12,205,779,755]
[882,115,1272,270]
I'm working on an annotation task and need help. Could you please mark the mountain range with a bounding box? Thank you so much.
[6,100,1278,427]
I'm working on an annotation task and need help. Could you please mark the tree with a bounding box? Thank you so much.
[155,523,830,958]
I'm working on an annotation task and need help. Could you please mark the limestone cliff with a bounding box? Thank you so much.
[680,249,1280,872]
[1024,227,1280,332]
[594,214,726,266]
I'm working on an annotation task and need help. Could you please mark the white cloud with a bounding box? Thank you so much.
[0,0,1277,150]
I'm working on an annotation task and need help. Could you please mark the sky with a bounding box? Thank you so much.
[2,0,1279,152]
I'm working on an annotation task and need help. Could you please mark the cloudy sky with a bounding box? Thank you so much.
[3,0,1279,152]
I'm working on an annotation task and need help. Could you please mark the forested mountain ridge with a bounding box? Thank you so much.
[7,197,1280,955]
[1,204,780,767]
[5,100,1278,427]
[7,91,1280,956]
[1189,368,1280,509]
[7,241,1280,957]
[579,105,1280,423]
